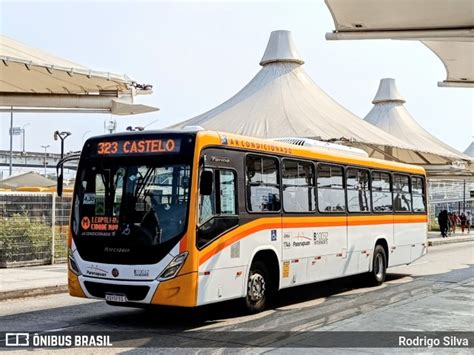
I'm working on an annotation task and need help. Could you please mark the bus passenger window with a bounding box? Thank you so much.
[246,155,281,212]
[412,176,426,212]
[346,169,371,212]
[372,172,392,212]
[317,164,345,212]
[282,160,316,212]
[393,174,412,212]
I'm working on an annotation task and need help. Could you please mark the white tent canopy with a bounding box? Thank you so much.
[465,141,474,157]
[171,30,468,166]
[0,35,159,115]
[365,78,472,175]
[324,0,474,88]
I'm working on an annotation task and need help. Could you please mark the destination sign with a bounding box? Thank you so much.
[94,138,181,156]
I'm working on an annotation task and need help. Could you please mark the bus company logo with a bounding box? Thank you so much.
[134,269,149,277]
[211,156,230,163]
[81,216,91,230]
[86,265,107,277]
[292,233,311,247]
[313,232,329,245]
[111,268,119,277]
[271,229,277,241]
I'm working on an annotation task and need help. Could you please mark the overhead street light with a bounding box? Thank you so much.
[54,131,72,160]
[54,131,72,195]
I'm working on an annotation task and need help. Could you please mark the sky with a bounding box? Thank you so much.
[1,0,473,166]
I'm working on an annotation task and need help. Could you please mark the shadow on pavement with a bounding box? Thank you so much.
[62,272,412,330]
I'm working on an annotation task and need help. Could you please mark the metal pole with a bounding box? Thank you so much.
[21,123,30,153]
[463,179,466,213]
[41,145,49,176]
[51,192,56,264]
[9,108,13,176]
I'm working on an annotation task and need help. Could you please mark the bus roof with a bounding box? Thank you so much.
[195,130,426,175]
[84,129,425,175]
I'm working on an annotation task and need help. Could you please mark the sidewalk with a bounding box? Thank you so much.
[0,263,67,301]
[427,231,474,246]
[1,232,473,301]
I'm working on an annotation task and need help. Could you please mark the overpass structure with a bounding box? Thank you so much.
[0,150,78,170]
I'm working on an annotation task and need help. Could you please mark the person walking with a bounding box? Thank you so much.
[450,212,460,234]
[438,210,448,238]
[447,212,452,236]
[460,213,467,233]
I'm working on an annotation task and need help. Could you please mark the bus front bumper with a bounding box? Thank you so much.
[68,270,197,307]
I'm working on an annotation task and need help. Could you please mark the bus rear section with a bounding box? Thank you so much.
[193,141,427,312]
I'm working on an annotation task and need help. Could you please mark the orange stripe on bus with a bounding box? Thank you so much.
[200,221,277,265]
[179,235,187,253]
[198,215,427,265]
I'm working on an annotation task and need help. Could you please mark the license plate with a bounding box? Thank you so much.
[105,293,128,303]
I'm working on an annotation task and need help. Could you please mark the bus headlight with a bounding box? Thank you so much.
[68,250,82,276]
[158,252,188,281]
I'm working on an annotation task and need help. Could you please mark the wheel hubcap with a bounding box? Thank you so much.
[375,254,384,280]
[248,273,265,302]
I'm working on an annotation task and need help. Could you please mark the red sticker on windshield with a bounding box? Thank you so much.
[81,216,91,230]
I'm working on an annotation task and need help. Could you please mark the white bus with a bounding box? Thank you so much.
[62,130,427,313]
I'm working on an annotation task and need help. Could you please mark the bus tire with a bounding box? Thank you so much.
[367,245,387,286]
[244,261,271,314]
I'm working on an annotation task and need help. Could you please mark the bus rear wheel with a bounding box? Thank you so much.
[367,245,387,286]
[244,261,270,313]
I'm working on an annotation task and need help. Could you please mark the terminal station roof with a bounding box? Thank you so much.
[324,0,474,88]
[0,171,56,189]
[0,35,159,115]
[171,30,471,167]
[365,79,473,172]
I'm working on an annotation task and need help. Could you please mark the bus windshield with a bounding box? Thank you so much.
[72,158,191,264]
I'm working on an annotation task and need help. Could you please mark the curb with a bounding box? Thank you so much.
[0,284,68,302]
[428,237,474,247]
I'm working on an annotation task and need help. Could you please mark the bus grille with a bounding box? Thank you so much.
[84,281,150,301]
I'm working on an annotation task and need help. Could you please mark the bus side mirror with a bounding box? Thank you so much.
[57,173,63,197]
[199,170,213,196]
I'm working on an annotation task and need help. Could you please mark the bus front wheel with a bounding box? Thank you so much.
[244,261,270,313]
[367,245,387,286]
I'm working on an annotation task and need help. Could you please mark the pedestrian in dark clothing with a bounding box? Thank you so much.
[438,210,448,238]
[460,213,467,233]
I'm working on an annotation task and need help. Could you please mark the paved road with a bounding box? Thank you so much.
[0,242,473,353]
